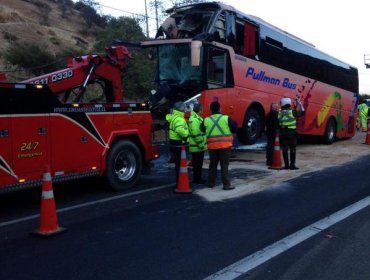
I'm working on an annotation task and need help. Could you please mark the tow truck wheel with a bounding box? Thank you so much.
[106,140,142,191]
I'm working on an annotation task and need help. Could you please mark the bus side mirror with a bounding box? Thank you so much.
[191,41,202,66]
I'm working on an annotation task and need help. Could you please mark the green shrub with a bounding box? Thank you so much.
[3,31,18,42]
[4,42,56,75]
[49,36,61,45]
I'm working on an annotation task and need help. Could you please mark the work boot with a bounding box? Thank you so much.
[290,151,299,170]
[282,151,289,169]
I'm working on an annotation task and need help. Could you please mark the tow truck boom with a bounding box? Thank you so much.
[22,45,131,102]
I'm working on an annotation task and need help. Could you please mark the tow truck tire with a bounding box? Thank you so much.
[106,140,142,191]
[323,118,336,145]
[239,109,261,145]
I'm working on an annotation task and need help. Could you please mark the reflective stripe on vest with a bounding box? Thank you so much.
[205,114,233,149]
[279,109,296,129]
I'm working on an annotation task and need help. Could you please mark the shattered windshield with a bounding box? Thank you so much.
[158,44,201,84]
[149,43,204,115]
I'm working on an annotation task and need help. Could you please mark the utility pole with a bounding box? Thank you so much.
[144,0,149,38]
[154,0,159,31]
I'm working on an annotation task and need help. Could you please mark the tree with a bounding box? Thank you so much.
[74,0,108,28]
[4,42,56,76]
[94,17,155,101]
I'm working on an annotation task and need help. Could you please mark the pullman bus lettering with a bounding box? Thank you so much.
[245,67,281,86]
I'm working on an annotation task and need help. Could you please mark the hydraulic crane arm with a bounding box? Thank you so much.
[22,45,131,102]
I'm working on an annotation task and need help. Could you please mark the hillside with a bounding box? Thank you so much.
[0,0,99,80]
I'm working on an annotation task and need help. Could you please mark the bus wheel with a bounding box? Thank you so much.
[106,140,142,191]
[240,109,261,144]
[323,118,336,145]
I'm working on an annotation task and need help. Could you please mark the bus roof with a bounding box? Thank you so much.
[164,1,356,69]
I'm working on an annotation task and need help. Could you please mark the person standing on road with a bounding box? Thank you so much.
[167,102,189,185]
[201,101,237,190]
[278,96,305,170]
[357,100,369,132]
[265,102,279,166]
[188,103,207,184]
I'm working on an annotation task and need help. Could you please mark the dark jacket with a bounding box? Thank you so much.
[266,110,279,139]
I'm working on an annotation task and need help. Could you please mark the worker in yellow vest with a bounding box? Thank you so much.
[188,103,207,184]
[167,102,189,185]
[278,96,305,170]
[201,101,237,190]
[357,100,369,132]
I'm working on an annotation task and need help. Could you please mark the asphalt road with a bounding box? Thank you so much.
[237,203,370,280]
[0,150,370,280]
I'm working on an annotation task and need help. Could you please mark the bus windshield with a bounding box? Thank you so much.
[158,44,201,83]
[149,43,203,114]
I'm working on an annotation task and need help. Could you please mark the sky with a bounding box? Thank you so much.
[95,0,370,94]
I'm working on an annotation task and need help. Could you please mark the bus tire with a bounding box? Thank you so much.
[239,109,261,145]
[323,118,336,145]
[106,139,142,191]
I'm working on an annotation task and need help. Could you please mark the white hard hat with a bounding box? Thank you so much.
[281,97,292,107]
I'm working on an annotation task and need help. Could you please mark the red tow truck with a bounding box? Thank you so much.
[0,44,159,192]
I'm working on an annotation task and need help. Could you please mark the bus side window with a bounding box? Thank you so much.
[225,11,236,48]
[235,19,245,55]
[243,22,257,57]
[214,16,226,43]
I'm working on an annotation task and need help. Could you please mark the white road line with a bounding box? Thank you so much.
[204,196,370,280]
[0,183,174,228]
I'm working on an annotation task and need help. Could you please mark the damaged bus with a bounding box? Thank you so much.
[144,2,358,144]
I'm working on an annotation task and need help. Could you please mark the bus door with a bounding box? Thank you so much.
[206,44,234,115]
[11,89,50,181]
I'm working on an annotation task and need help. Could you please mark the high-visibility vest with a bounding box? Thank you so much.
[278,109,296,129]
[168,110,189,141]
[188,112,207,152]
[358,103,368,117]
[204,114,233,149]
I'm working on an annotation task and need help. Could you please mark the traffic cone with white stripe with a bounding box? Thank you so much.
[174,145,192,193]
[269,131,283,170]
[32,165,66,237]
[365,119,370,145]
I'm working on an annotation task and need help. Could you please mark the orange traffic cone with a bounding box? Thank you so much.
[32,165,66,237]
[364,119,370,145]
[174,145,192,193]
[269,132,283,170]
